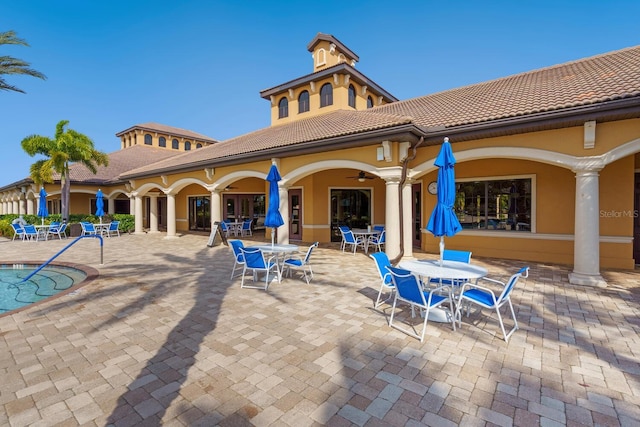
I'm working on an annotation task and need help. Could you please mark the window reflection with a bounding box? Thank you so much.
[455,178,531,231]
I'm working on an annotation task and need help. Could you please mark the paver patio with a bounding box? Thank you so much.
[1,233,639,426]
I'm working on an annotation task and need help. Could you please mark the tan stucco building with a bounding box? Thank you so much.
[2,33,640,287]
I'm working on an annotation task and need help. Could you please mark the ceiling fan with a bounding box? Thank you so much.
[347,171,375,182]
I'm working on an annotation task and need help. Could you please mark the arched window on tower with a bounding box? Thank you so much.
[367,96,374,109]
[185,141,191,151]
[159,137,166,147]
[172,139,179,150]
[348,85,356,108]
[320,83,333,108]
[298,90,309,113]
[315,48,326,67]
[278,97,289,119]
[144,134,152,145]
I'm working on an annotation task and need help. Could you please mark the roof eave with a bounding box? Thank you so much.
[420,97,640,143]
[260,63,398,102]
[120,124,425,180]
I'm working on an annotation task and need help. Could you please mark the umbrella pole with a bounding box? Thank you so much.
[439,237,445,266]
[271,228,275,247]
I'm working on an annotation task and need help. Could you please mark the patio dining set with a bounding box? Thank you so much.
[338,224,385,254]
[370,249,529,343]
[10,220,121,242]
[228,239,319,290]
[220,218,254,238]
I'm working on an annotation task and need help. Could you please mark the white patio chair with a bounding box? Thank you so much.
[339,229,365,254]
[47,222,67,240]
[370,251,394,309]
[283,242,318,284]
[229,240,246,279]
[386,265,455,342]
[240,219,253,236]
[219,221,231,238]
[105,221,120,237]
[11,223,25,241]
[429,249,472,288]
[455,266,529,342]
[240,247,281,290]
[80,222,98,236]
[22,224,39,241]
[367,230,386,253]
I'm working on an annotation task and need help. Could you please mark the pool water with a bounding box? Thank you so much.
[0,264,88,314]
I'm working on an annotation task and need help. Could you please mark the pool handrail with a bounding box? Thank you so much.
[19,234,103,283]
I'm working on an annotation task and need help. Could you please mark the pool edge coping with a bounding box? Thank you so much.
[0,261,100,319]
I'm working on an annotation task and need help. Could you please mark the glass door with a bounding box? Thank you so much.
[330,189,371,242]
[289,189,302,240]
[189,196,211,231]
[412,183,422,247]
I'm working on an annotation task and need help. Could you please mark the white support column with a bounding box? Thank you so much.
[13,200,19,214]
[210,190,221,226]
[129,195,135,215]
[149,193,159,233]
[402,181,414,259]
[27,197,35,215]
[134,195,144,234]
[19,194,26,215]
[384,177,401,260]
[108,198,115,215]
[569,169,606,287]
[165,193,177,239]
[278,185,290,244]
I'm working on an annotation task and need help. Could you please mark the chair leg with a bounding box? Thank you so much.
[374,285,393,309]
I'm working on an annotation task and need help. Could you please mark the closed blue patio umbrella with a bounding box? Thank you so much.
[264,164,285,247]
[37,188,48,225]
[426,137,462,265]
[95,189,105,223]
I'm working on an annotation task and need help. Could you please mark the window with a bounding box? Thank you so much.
[185,141,191,151]
[159,137,166,147]
[320,83,333,107]
[144,134,152,145]
[172,139,179,150]
[278,97,288,118]
[455,178,532,232]
[196,143,202,149]
[367,96,374,109]
[315,48,326,67]
[298,90,309,113]
[348,85,356,108]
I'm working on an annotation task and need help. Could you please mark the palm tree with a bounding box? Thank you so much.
[21,120,109,222]
[1,30,46,93]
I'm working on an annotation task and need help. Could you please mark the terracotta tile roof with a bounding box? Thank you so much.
[122,44,640,178]
[57,145,182,184]
[376,44,640,128]
[115,122,218,143]
[121,110,412,177]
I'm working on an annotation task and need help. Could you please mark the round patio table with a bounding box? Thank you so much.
[398,259,488,323]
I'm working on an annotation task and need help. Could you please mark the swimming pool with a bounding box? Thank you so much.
[0,264,90,315]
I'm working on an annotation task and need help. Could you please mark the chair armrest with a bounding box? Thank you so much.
[458,282,499,304]
[430,285,454,294]
[476,276,506,287]
[284,254,304,263]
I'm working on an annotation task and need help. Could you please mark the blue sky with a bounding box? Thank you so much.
[2,0,639,186]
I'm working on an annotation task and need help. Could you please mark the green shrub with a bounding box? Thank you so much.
[112,214,134,233]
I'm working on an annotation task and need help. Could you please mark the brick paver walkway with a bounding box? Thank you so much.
[1,233,639,426]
